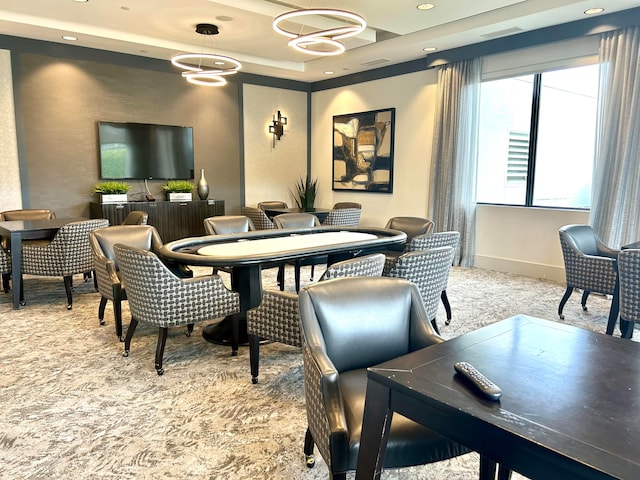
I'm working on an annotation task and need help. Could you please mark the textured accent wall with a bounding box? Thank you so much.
[0,49,22,211]
[243,84,307,208]
[15,53,241,217]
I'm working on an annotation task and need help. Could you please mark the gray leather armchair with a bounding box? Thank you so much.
[203,215,255,235]
[298,276,474,479]
[257,201,288,211]
[121,211,148,225]
[558,224,618,320]
[113,243,240,375]
[246,253,385,384]
[89,225,163,341]
[382,216,434,261]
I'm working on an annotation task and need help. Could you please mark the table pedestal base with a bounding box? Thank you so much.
[202,316,249,347]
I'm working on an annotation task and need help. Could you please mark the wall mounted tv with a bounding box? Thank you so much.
[98,121,194,179]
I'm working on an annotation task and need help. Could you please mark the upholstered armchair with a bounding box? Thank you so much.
[273,213,323,291]
[21,218,109,309]
[90,225,163,341]
[113,243,240,375]
[382,216,435,262]
[558,224,618,320]
[257,201,288,211]
[399,230,461,325]
[331,201,361,209]
[613,249,639,339]
[246,253,386,384]
[298,276,474,479]
[1,209,57,293]
[384,246,455,334]
[203,215,255,235]
[321,207,361,227]
[121,211,148,225]
[241,206,276,230]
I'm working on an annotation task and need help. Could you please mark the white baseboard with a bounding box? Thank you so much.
[474,255,565,284]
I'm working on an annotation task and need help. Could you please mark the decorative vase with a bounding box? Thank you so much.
[197,168,209,200]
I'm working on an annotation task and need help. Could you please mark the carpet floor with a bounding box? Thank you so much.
[0,264,632,479]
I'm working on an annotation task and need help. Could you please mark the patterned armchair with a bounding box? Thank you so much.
[113,243,240,375]
[21,218,109,309]
[1,209,57,293]
[246,253,386,384]
[384,246,455,334]
[298,276,473,478]
[241,206,275,230]
[321,207,361,227]
[382,216,435,264]
[612,248,639,339]
[558,224,618,320]
[395,230,461,325]
[89,225,163,341]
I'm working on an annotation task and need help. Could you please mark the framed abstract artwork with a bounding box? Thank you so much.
[332,108,395,193]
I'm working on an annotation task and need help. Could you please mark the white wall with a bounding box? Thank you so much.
[0,49,22,211]
[311,69,438,227]
[243,84,307,209]
[310,37,601,281]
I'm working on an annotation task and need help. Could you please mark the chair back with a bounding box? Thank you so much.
[241,206,275,230]
[299,276,438,373]
[122,211,148,225]
[618,249,640,324]
[332,202,361,209]
[385,246,454,320]
[273,213,319,229]
[257,201,288,211]
[408,231,460,253]
[90,225,162,266]
[204,215,255,235]
[559,224,616,257]
[384,216,434,252]
[321,207,361,227]
[320,253,385,280]
[0,209,56,221]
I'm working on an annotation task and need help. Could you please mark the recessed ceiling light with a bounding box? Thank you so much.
[584,8,604,15]
[73,0,89,3]
[423,47,437,52]
[216,15,233,22]
[324,71,335,75]
[62,35,78,41]
[416,3,435,10]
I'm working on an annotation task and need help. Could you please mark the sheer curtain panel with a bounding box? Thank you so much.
[590,26,640,247]
[428,58,482,267]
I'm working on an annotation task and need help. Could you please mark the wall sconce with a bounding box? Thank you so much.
[268,110,287,147]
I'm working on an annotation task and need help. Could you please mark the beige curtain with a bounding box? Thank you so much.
[429,58,482,267]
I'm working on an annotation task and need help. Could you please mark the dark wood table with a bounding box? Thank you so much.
[356,315,640,480]
[159,226,406,361]
[262,207,331,223]
[0,217,85,309]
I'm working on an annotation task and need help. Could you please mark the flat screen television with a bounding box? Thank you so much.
[98,121,194,179]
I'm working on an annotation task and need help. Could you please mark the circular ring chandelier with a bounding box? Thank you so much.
[272,9,366,56]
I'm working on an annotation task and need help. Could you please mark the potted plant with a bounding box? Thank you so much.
[163,180,194,202]
[292,176,318,211]
[93,181,130,204]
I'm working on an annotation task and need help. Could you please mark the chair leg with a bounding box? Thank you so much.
[93,272,98,291]
[621,317,635,339]
[303,427,315,468]
[441,290,452,325]
[277,265,285,291]
[155,327,169,375]
[98,296,108,325]
[430,318,440,335]
[2,273,9,293]
[558,286,573,320]
[295,262,302,293]
[186,323,194,337]
[19,275,25,305]
[581,290,590,311]
[310,264,315,281]
[63,275,73,310]
[114,299,124,341]
[123,317,139,357]
[249,334,260,384]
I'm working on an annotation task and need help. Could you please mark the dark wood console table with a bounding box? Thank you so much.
[90,200,224,242]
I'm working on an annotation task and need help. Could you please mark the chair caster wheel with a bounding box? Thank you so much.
[20,301,26,306]
[156,366,164,376]
[3,288,8,294]
[445,319,451,325]
[185,331,192,337]
[251,377,258,384]
[123,350,129,357]
[305,455,315,468]
[582,306,588,311]
[559,314,565,320]
[119,336,125,342]
[99,320,106,326]
[66,304,72,310]
[231,350,238,357]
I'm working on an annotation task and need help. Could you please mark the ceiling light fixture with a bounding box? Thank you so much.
[584,8,605,15]
[62,35,78,41]
[423,47,437,52]
[272,8,366,56]
[170,23,241,87]
[416,3,435,10]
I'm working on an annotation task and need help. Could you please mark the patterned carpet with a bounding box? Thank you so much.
[0,264,630,479]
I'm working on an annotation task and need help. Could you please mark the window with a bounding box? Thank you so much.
[476,64,599,208]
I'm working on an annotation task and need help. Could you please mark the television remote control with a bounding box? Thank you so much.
[454,362,502,401]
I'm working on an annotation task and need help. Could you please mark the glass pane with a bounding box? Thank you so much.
[532,65,599,208]
[477,75,534,205]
